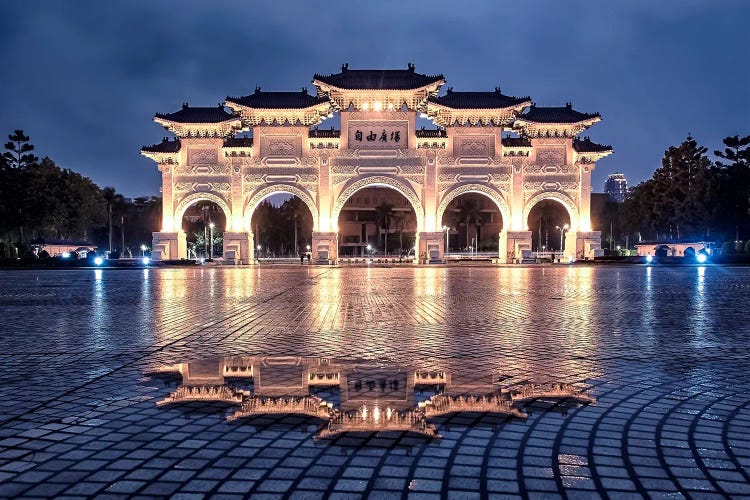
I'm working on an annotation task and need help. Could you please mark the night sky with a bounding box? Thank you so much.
[1,1,748,198]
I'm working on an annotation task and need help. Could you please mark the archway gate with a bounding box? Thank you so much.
[142,65,612,263]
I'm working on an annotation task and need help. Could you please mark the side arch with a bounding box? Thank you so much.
[522,191,579,231]
[331,175,425,232]
[244,184,319,231]
[174,192,232,231]
[437,183,511,229]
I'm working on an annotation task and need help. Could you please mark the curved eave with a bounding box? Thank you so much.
[513,115,601,129]
[153,116,243,134]
[224,100,333,126]
[312,78,445,94]
[140,150,179,162]
[224,99,332,114]
[426,100,531,126]
[575,149,614,163]
[313,79,446,111]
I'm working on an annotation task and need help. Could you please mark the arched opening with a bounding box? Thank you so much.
[249,194,314,258]
[526,199,571,253]
[180,200,227,259]
[440,193,504,253]
[336,186,418,257]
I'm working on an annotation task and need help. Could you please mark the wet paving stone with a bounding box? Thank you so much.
[0,265,749,497]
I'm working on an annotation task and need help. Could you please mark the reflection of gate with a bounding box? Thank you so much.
[142,65,612,263]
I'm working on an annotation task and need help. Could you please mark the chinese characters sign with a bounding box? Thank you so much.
[348,121,408,149]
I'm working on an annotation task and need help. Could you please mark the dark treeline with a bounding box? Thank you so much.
[617,135,750,250]
[0,130,161,257]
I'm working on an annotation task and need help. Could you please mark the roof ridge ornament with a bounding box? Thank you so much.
[341,63,349,71]
[182,102,189,109]
[566,102,572,109]
[255,86,261,94]
[408,62,415,72]
[495,86,502,93]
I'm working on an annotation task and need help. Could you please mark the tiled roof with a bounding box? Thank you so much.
[429,88,530,109]
[309,127,341,138]
[519,103,600,124]
[314,63,444,90]
[501,136,532,148]
[227,88,329,109]
[223,137,254,148]
[415,128,448,138]
[155,103,235,123]
[573,136,612,153]
[142,137,181,153]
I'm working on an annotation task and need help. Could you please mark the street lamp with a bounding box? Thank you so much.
[140,244,147,257]
[366,244,372,258]
[555,223,569,253]
[209,222,215,260]
[442,226,450,252]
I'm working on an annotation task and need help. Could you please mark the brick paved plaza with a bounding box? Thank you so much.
[1,265,750,498]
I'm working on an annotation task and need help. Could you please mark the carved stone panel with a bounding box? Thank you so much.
[188,148,218,165]
[456,136,493,157]
[260,134,302,158]
[536,148,565,165]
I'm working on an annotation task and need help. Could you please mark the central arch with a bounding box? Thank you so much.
[244,184,319,231]
[437,183,511,229]
[332,175,425,233]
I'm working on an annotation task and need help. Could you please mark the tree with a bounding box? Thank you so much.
[375,201,394,254]
[455,198,482,251]
[623,136,717,241]
[3,130,38,169]
[102,187,127,253]
[2,131,38,242]
[715,135,750,240]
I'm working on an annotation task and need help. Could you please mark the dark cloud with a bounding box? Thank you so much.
[0,0,748,197]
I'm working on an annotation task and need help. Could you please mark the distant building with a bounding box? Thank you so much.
[30,238,96,257]
[604,173,628,203]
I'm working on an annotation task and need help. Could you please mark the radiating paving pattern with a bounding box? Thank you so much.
[1,265,750,498]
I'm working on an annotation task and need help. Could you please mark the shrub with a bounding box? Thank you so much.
[721,241,735,255]
[745,240,750,254]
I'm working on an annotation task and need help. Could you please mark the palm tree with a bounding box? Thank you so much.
[391,210,406,253]
[281,196,306,255]
[102,187,126,254]
[455,198,482,251]
[375,201,394,255]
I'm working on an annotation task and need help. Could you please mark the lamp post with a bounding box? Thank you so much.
[257,244,261,260]
[366,244,372,259]
[555,223,569,253]
[442,226,450,252]
[140,244,147,257]
[209,222,215,260]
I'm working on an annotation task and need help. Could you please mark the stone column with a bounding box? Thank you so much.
[422,150,438,233]
[223,232,250,264]
[418,231,443,263]
[580,164,595,232]
[151,231,187,261]
[159,164,175,232]
[501,230,532,263]
[230,157,244,233]
[312,231,338,264]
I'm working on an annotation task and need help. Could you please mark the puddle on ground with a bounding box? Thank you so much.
[146,355,595,441]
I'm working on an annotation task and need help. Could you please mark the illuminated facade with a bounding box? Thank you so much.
[141,64,612,263]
